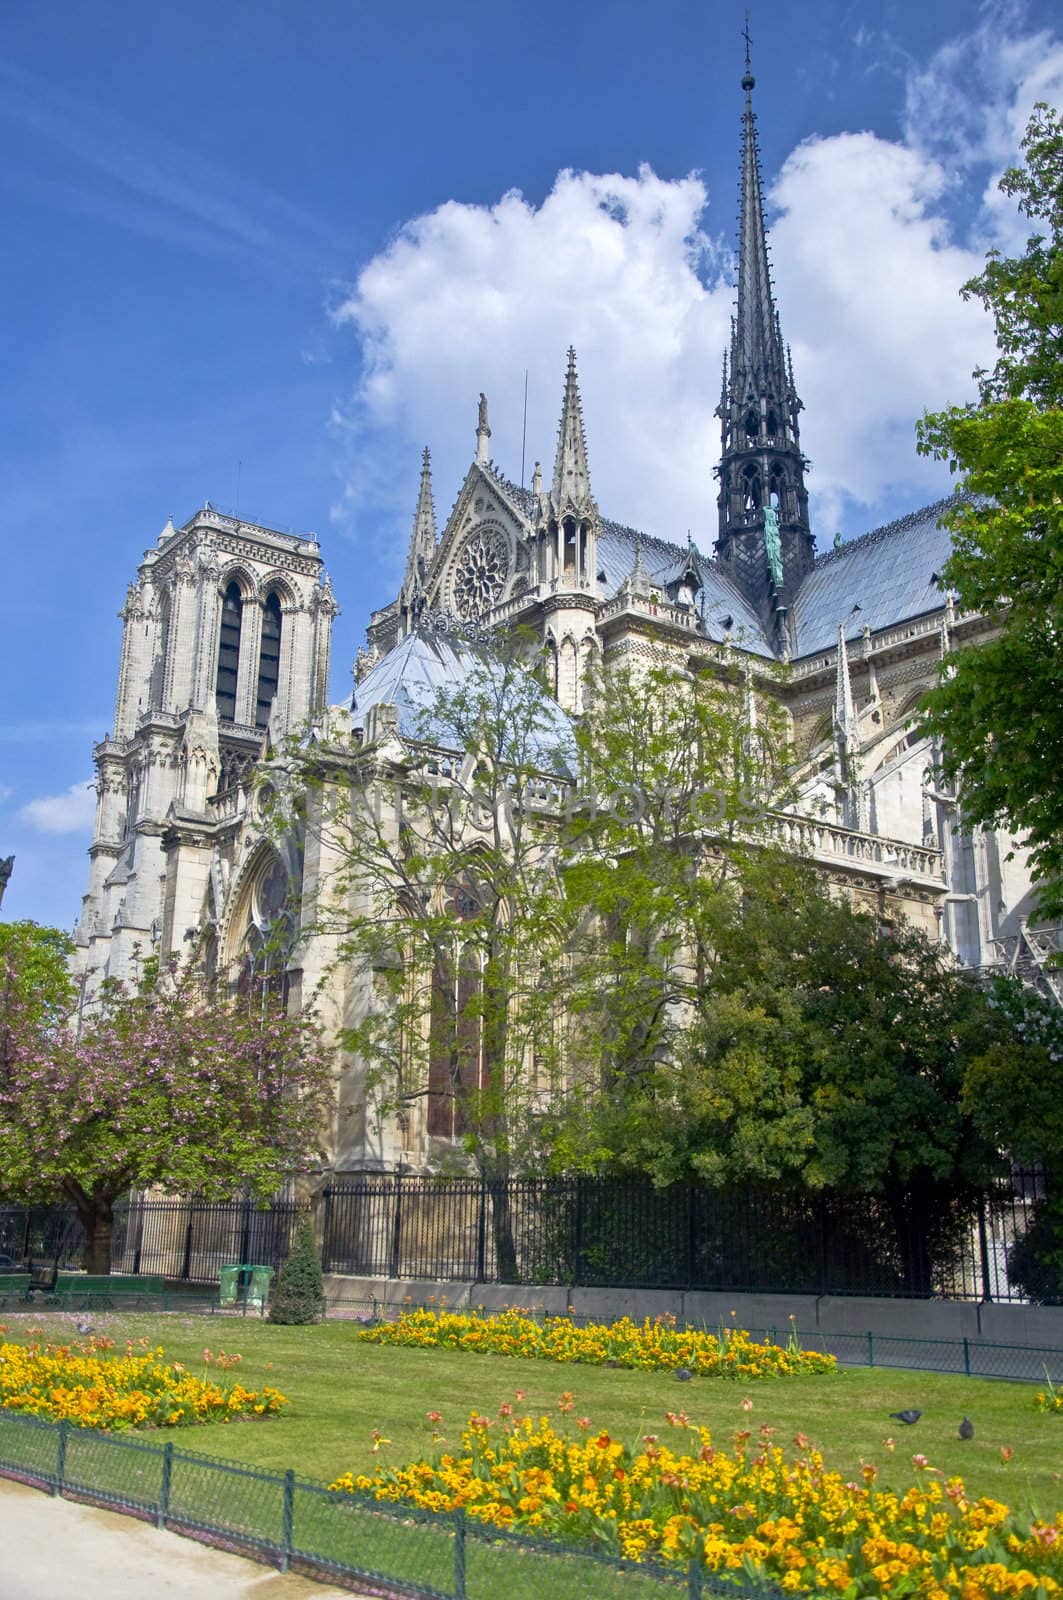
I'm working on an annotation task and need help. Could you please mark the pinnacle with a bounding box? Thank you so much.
[551,347,594,511]
[404,447,437,589]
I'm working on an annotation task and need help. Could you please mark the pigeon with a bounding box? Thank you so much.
[889,1409,922,1425]
[76,1318,93,1336]
[959,1417,974,1440]
[675,1367,694,1382]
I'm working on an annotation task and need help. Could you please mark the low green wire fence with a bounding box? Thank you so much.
[0,1409,783,1599]
[3,1286,1062,1383]
[323,1298,1063,1385]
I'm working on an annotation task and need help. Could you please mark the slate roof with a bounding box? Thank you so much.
[350,626,575,773]
[466,471,956,664]
[493,474,775,656]
[791,497,956,656]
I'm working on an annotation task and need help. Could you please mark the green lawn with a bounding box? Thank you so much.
[2,1311,1060,1512]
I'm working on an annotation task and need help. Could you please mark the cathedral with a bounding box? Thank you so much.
[72,60,1057,1173]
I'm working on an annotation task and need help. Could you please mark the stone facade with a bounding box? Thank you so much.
[71,62,1061,1175]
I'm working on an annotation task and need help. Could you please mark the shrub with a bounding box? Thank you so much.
[269,1215,326,1325]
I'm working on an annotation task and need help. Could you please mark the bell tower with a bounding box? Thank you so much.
[73,507,337,995]
[715,36,813,651]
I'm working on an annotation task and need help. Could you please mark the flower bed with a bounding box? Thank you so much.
[330,1405,1063,1597]
[358,1308,836,1378]
[0,1334,287,1431]
[1035,1378,1062,1416]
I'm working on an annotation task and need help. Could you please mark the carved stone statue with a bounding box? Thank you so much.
[763,506,783,589]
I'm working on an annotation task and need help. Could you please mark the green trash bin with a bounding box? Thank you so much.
[247,1265,273,1313]
[218,1264,241,1308]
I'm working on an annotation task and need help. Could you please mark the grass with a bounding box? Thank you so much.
[2,1310,1061,1512]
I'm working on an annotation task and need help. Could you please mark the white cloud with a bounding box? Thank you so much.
[769,132,994,527]
[331,12,1056,554]
[19,780,96,835]
[903,1,1063,251]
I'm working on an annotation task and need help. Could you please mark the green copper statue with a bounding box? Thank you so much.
[763,506,783,588]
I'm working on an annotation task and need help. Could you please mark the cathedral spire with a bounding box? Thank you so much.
[715,35,813,648]
[551,347,594,512]
[734,41,786,406]
[405,447,436,582]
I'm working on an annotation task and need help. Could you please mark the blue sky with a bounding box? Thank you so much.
[2,0,1061,929]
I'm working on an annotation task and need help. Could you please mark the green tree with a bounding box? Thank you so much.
[961,978,1063,1301]
[283,626,578,1278]
[917,103,1063,915]
[0,920,75,1039]
[551,651,795,1159]
[0,956,333,1272]
[586,859,1018,1293]
[269,1215,326,1324]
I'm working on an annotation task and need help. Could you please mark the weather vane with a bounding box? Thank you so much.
[742,11,753,70]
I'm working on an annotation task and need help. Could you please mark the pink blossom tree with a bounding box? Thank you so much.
[0,942,334,1273]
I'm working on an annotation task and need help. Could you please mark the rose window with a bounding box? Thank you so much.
[452,532,508,617]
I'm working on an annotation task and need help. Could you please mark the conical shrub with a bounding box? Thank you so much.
[269,1215,326,1324]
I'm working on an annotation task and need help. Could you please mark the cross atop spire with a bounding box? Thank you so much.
[551,347,594,512]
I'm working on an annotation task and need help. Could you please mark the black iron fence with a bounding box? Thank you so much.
[317,1168,1052,1303]
[0,1165,1054,1303]
[112,1194,305,1282]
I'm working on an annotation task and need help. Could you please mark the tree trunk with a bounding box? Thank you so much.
[84,1210,114,1275]
[65,1186,116,1275]
[884,1180,934,1298]
[489,1175,519,1284]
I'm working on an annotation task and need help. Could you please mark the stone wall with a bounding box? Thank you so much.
[323,1273,1063,1353]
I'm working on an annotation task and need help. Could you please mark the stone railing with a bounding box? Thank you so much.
[597,594,701,631]
[765,812,946,884]
[789,607,981,683]
[207,787,249,825]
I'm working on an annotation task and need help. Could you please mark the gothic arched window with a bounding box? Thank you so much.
[427,875,486,1138]
[255,591,283,729]
[234,854,291,1002]
[216,582,242,722]
[741,463,762,512]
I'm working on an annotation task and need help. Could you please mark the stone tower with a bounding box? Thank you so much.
[74,506,337,993]
[715,43,813,652]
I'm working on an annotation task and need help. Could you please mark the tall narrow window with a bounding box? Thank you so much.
[255,591,283,728]
[149,591,172,710]
[216,582,242,722]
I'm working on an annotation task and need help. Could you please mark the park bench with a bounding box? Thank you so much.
[53,1274,166,1310]
[0,1271,30,1309]
[27,1261,59,1296]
